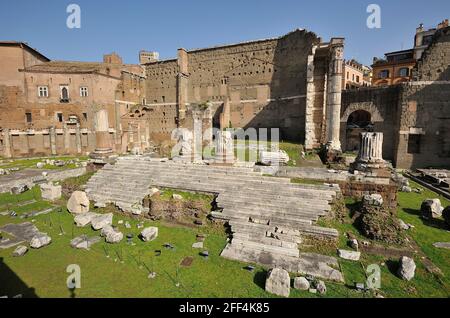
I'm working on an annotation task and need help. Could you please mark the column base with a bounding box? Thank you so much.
[89,148,114,160]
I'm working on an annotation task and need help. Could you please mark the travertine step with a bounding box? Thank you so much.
[86,157,341,275]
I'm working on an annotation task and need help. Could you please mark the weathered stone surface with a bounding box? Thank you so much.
[363,193,383,207]
[316,280,327,295]
[70,235,101,250]
[293,277,310,290]
[67,191,90,214]
[74,212,97,227]
[349,238,359,251]
[140,227,158,242]
[12,245,28,257]
[40,183,62,201]
[421,199,443,219]
[172,194,183,200]
[30,234,51,249]
[192,241,204,249]
[259,150,289,166]
[337,249,361,261]
[91,213,113,230]
[401,186,412,193]
[265,268,290,298]
[398,219,410,230]
[397,256,416,281]
[36,162,45,169]
[433,242,450,249]
[11,184,28,195]
[149,188,160,197]
[105,229,123,244]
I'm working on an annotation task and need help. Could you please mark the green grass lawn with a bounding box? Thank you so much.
[0,176,449,298]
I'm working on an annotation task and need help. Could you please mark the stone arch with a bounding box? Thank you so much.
[341,102,384,152]
[341,102,383,123]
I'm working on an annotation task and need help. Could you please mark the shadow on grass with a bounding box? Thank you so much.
[404,208,449,230]
[385,259,400,277]
[253,269,268,290]
[0,257,38,298]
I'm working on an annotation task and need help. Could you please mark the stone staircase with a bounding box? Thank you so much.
[86,156,343,281]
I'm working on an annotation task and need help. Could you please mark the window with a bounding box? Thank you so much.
[80,87,88,97]
[399,68,410,77]
[379,70,390,79]
[60,85,69,102]
[82,113,88,121]
[407,134,421,154]
[352,74,355,81]
[25,112,32,123]
[162,96,165,103]
[56,112,63,122]
[38,86,49,98]
[356,75,360,83]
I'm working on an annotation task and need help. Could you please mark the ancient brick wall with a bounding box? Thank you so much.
[144,30,321,142]
[340,86,401,162]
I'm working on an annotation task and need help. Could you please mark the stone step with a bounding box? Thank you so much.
[211,210,314,226]
[216,194,332,209]
[230,238,300,258]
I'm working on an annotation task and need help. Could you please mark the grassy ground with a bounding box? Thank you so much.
[0,175,449,298]
[0,156,88,171]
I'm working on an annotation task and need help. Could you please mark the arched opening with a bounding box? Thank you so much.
[346,110,373,152]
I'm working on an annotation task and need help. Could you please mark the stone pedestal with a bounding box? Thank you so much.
[351,132,390,176]
[90,109,113,159]
[214,130,235,164]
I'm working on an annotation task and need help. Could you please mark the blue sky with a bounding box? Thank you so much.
[0,0,448,66]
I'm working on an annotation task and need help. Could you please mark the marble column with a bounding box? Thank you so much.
[90,109,113,158]
[49,126,57,155]
[215,130,234,164]
[75,123,82,154]
[325,40,344,151]
[2,128,12,158]
[357,132,384,163]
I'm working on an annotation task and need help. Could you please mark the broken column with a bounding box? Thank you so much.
[352,132,389,174]
[214,130,235,164]
[325,39,344,153]
[90,109,113,159]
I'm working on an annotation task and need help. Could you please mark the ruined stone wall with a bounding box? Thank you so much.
[340,86,401,162]
[394,82,450,168]
[143,30,320,142]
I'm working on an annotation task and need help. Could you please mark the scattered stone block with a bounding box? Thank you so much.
[40,183,62,201]
[30,234,51,249]
[11,184,29,195]
[105,229,123,244]
[433,242,450,249]
[316,280,327,295]
[74,212,97,227]
[149,188,160,197]
[13,245,28,257]
[397,256,416,281]
[172,194,183,200]
[67,191,90,214]
[265,268,290,298]
[338,249,361,261]
[258,150,289,166]
[401,186,412,193]
[125,221,131,229]
[398,219,410,230]
[91,213,113,230]
[293,277,310,291]
[363,193,383,207]
[140,227,158,242]
[36,162,45,169]
[421,199,443,219]
[349,238,359,251]
[70,235,100,250]
[192,242,203,249]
